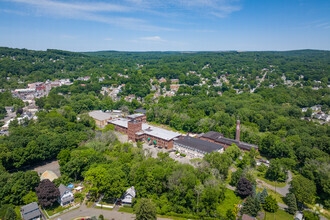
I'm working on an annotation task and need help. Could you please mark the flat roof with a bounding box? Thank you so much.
[201,131,258,150]
[88,110,116,121]
[127,113,145,118]
[175,136,224,153]
[109,118,181,141]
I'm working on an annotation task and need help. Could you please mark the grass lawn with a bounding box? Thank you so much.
[99,201,114,206]
[95,206,113,211]
[157,214,193,220]
[86,201,94,208]
[256,187,285,205]
[255,171,287,188]
[44,203,71,216]
[217,189,241,215]
[225,169,232,185]
[118,206,134,213]
[263,209,293,220]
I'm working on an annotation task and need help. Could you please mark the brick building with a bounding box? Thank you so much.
[198,121,258,152]
[109,118,181,149]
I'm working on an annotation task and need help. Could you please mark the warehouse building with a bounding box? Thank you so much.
[198,131,258,151]
[88,110,122,128]
[174,136,224,158]
[109,118,181,149]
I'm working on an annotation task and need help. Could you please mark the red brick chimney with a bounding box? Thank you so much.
[236,120,240,142]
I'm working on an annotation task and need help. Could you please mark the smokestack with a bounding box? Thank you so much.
[236,120,240,142]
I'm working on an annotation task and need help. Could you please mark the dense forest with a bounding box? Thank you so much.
[0,47,329,219]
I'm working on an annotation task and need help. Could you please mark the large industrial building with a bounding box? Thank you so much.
[108,118,181,149]
[174,136,224,158]
[198,121,258,151]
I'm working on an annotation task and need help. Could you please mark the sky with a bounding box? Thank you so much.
[0,0,330,51]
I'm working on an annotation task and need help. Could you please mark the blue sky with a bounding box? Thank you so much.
[0,0,329,51]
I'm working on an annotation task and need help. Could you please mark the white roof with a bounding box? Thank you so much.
[109,118,181,141]
[74,186,83,190]
[127,113,144,118]
[88,110,114,121]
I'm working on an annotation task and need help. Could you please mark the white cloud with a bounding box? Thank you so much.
[104,38,112,41]
[6,0,174,31]
[140,36,166,41]
[9,0,130,12]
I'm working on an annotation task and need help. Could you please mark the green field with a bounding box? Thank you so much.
[118,206,134,213]
[217,189,241,215]
[263,209,293,220]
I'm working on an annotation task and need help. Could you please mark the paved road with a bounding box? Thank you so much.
[55,205,172,220]
[256,171,292,197]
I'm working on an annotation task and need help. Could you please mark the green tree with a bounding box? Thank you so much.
[285,193,297,215]
[4,207,17,220]
[263,195,278,213]
[242,196,261,217]
[224,144,241,161]
[290,175,316,205]
[226,208,236,220]
[23,191,38,204]
[303,210,320,220]
[259,188,268,204]
[135,198,157,220]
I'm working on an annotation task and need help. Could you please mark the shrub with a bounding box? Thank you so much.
[263,195,279,213]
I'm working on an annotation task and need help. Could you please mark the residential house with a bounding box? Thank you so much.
[20,202,42,220]
[159,77,167,83]
[122,186,136,205]
[58,184,74,207]
[171,79,179,84]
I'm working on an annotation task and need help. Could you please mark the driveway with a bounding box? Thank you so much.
[256,171,292,197]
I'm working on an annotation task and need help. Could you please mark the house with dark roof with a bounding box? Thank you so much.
[174,136,224,158]
[58,184,74,207]
[20,202,42,220]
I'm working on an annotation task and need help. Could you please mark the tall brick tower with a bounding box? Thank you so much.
[128,120,142,141]
[236,120,240,142]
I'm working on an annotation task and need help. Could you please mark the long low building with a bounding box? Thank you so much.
[174,136,224,158]
[109,118,181,149]
[88,110,122,128]
[198,131,258,151]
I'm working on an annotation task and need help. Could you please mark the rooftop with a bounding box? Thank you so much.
[127,113,145,119]
[175,136,224,153]
[88,110,116,121]
[200,131,258,150]
[109,118,181,141]
[59,184,71,197]
[21,202,39,214]
[40,170,58,182]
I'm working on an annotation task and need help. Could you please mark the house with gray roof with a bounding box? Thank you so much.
[20,202,41,220]
[122,186,136,205]
[58,184,74,207]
